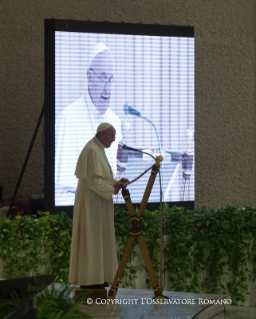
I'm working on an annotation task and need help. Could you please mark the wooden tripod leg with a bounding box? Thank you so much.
[137,233,162,298]
[108,235,136,299]
[137,165,159,218]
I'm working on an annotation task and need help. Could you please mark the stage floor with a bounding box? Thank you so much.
[74,287,256,319]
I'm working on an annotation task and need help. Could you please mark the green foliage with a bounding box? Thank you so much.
[114,204,256,305]
[0,284,92,319]
[0,290,30,318]
[1,205,256,306]
[34,284,92,319]
[0,211,72,282]
[163,204,256,305]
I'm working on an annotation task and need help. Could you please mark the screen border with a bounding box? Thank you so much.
[44,19,194,216]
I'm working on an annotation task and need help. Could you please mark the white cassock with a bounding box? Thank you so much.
[55,89,122,206]
[69,137,118,285]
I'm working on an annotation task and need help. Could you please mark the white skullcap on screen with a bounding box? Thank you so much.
[88,43,112,67]
[97,122,113,133]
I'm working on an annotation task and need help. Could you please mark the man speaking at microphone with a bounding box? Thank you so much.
[55,43,122,206]
[69,123,129,288]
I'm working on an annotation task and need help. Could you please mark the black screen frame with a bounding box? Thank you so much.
[44,19,194,216]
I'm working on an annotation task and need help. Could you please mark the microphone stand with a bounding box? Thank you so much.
[108,154,168,300]
[122,145,164,292]
[159,167,164,292]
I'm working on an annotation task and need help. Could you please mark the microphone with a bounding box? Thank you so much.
[122,144,155,160]
[124,103,162,152]
[122,144,141,153]
[124,103,150,124]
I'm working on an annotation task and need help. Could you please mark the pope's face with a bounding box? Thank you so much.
[102,126,116,148]
[87,51,114,115]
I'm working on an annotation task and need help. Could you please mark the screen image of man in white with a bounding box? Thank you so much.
[55,43,122,206]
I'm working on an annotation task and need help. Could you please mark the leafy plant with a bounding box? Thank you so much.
[34,283,92,319]
[0,211,72,282]
[1,205,256,305]
[114,204,256,305]
[162,205,256,305]
[0,284,92,319]
[0,290,31,318]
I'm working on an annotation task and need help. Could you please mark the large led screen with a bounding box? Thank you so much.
[45,20,194,213]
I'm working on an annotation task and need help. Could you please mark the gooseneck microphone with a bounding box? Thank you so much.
[122,144,141,153]
[122,144,155,160]
[124,103,153,125]
[124,103,162,152]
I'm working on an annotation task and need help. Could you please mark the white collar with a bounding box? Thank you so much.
[94,136,105,149]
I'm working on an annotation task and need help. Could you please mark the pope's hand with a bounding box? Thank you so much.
[119,178,129,184]
[114,178,130,194]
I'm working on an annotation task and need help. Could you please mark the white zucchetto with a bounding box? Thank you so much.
[97,122,113,133]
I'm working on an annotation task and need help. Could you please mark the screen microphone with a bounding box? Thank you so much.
[124,103,162,152]
[124,103,149,123]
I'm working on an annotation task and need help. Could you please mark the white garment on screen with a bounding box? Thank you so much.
[55,89,122,206]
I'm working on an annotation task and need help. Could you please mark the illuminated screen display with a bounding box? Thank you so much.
[44,20,194,213]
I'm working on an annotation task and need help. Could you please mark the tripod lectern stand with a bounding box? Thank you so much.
[108,155,163,300]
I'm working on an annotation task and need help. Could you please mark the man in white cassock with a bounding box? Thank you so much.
[69,123,129,288]
[55,43,122,206]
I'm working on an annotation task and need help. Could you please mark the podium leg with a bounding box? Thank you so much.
[108,235,136,299]
[137,234,162,298]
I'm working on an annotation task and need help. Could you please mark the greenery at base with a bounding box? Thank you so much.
[1,205,256,305]
[114,204,256,305]
[0,211,72,282]
[164,205,256,304]
[0,284,92,319]
[0,290,30,319]
[34,283,91,319]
